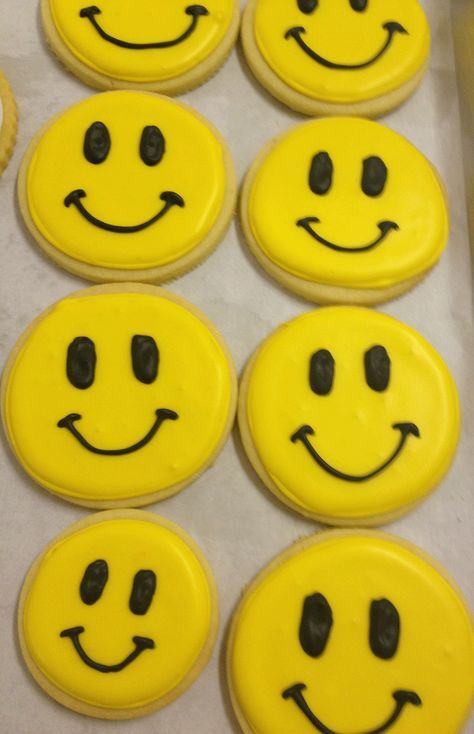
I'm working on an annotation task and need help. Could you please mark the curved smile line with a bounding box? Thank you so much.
[64,190,184,234]
[57,408,179,456]
[284,22,408,70]
[79,4,209,50]
[60,626,155,673]
[283,684,422,734]
[291,423,420,482]
[297,218,399,253]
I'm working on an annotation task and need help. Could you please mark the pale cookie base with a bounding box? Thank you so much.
[240,128,446,306]
[41,0,240,95]
[226,528,473,734]
[0,71,18,175]
[17,91,237,283]
[18,509,219,720]
[237,345,453,527]
[241,0,428,118]
[1,283,238,509]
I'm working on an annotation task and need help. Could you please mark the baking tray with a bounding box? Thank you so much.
[0,0,473,731]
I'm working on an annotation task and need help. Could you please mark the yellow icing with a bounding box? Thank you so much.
[243,307,459,521]
[247,117,448,291]
[48,0,236,84]
[253,0,430,104]
[26,92,228,270]
[22,514,214,710]
[4,288,234,503]
[229,532,474,734]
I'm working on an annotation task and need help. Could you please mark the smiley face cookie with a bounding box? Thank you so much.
[242,117,449,305]
[239,307,459,525]
[0,70,18,175]
[228,530,474,734]
[18,91,236,282]
[42,0,239,93]
[19,510,218,719]
[242,0,430,117]
[1,284,236,507]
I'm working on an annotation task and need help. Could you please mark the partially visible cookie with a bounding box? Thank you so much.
[42,0,240,94]
[241,0,430,117]
[19,510,218,719]
[0,70,18,175]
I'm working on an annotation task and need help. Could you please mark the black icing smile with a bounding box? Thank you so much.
[297,218,399,253]
[79,5,209,50]
[64,189,184,234]
[284,22,408,70]
[60,626,154,673]
[291,422,420,482]
[282,684,421,734]
[57,409,179,456]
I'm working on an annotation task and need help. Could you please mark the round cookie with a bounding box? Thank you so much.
[238,307,460,525]
[42,0,240,94]
[19,510,218,719]
[227,530,474,734]
[1,283,237,508]
[0,70,18,175]
[241,0,430,117]
[18,91,236,282]
[241,117,449,306]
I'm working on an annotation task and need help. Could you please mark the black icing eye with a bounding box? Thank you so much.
[84,121,111,165]
[298,0,318,13]
[350,0,368,11]
[299,593,333,657]
[310,349,335,396]
[129,570,157,615]
[80,560,108,605]
[140,125,165,166]
[309,152,333,195]
[370,598,400,659]
[362,156,388,197]
[67,337,96,390]
[364,345,391,392]
[132,335,159,384]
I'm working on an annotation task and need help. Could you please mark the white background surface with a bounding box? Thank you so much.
[0,1,473,732]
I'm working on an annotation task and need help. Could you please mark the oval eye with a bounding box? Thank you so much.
[130,570,157,615]
[350,0,368,11]
[362,156,388,197]
[132,335,159,384]
[67,337,96,390]
[298,0,318,13]
[370,598,400,659]
[309,152,333,195]
[80,560,108,605]
[84,121,111,165]
[299,593,333,657]
[310,349,335,395]
[364,345,391,392]
[140,125,165,166]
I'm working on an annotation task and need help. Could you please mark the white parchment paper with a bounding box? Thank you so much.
[0,1,473,732]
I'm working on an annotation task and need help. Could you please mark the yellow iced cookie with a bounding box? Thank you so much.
[19,510,218,719]
[239,307,459,525]
[0,70,18,175]
[228,530,474,734]
[241,117,449,305]
[18,91,236,282]
[1,284,236,507]
[42,0,239,93]
[242,0,430,117]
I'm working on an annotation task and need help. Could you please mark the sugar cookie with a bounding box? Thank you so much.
[238,307,460,525]
[18,91,236,282]
[0,70,18,175]
[241,117,449,305]
[228,530,474,734]
[2,284,237,508]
